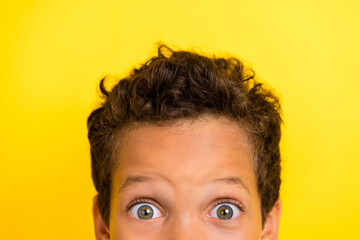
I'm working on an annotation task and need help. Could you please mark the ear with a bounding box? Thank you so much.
[260,199,282,240]
[92,195,110,240]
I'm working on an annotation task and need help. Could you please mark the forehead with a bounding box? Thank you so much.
[118,117,254,162]
[112,117,258,196]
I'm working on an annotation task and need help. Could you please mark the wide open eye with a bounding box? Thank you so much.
[209,203,241,220]
[129,203,162,220]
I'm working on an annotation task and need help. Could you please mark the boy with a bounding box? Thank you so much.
[87,44,282,240]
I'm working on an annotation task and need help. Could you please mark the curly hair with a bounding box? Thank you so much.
[87,44,282,227]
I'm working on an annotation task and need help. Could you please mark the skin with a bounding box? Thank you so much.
[93,116,281,240]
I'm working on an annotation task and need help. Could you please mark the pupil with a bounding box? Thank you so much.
[137,205,154,219]
[217,205,233,220]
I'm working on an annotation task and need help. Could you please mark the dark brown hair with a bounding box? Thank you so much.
[87,44,282,227]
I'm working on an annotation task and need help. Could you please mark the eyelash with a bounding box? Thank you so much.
[213,198,246,213]
[125,198,245,216]
[125,198,158,212]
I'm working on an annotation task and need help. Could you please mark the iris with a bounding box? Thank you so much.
[137,205,154,219]
[216,205,233,220]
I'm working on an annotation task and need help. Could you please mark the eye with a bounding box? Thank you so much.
[209,203,241,220]
[129,203,162,220]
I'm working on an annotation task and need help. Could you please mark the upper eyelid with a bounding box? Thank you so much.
[126,198,164,213]
[126,198,152,210]
[213,198,246,212]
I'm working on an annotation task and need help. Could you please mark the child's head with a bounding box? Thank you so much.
[87,45,282,239]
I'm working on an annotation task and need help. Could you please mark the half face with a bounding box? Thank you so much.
[93,117,281,240]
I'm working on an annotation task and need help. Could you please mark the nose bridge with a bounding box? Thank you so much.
[161,209,207,240]
[160,177,208,240]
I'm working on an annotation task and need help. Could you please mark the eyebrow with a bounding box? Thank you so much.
[211,177,251,195]
[118,175,251,195]
[119,176,151,193]
[118,175,172,193]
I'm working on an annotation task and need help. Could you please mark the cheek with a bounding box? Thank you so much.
[112,223,261,240]
[110,213,262,240]
[111,218,164,240]
[206,211,262,240]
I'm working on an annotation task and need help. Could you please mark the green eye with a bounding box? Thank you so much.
[137,205,154,219]
[129,203,162,220]
[210,203,240,220]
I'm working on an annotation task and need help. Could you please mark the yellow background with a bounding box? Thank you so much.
[1,0,359,239]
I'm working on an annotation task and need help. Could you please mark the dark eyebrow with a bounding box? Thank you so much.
[119,175,251,195]
[118,175,154,193]
[211,177,251,195]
